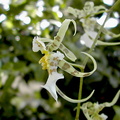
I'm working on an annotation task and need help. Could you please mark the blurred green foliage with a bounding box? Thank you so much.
[0,0,120,119]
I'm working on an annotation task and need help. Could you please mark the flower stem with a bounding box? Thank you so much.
[75,13,109,120]
[75,0,120,119]
[75,69,84,120]
[109,0,120,12]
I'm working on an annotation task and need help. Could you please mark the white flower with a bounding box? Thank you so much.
[81,90,120,120]
[51,51,64,60]
[94,102,100,110]
[32,19,97,102]
[41,51,64,101]
[32,36,46,52]
[32,36,65,101]
[83,2,94,15]
[80,31,97,48]
[32,36,97,101]
[100,113,108,120]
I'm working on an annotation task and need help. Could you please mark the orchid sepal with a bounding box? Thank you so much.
[58,52,97,77]
[47,19,76,51]
[56,86,95,103]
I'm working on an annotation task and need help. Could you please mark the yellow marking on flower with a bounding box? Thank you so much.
[42,50,49,54]
[39,50,50,70]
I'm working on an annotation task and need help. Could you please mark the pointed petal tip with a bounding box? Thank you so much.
[41,84,58,101]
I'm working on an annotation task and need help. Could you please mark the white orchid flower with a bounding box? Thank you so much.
[80,31,97,48]
[80,30,120,48]
[67,2,107,19]
[41,51,64,101]
[32,19,97,102]
[68,2,120,48]
[80,18,120,47]
[32,36,46,53]
[81,90,120,120]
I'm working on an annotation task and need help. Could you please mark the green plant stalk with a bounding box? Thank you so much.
[82,13,110,68]
[75,68,84,120]
[109,0,120,11]
[83,0,120,68]
[75,0,120,119]
[75,13,109,120]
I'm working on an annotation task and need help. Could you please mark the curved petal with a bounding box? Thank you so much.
[32,36,46,52]
[47,19,76,51]
[58,52,97,77]
[67,7,84,19]
[94,6,107,13]
[80,103,93,120]
[97,40,120,46]
[32,36,41,52]
[103,90,120,107]
[59,43,77,61]
[56,86,94,103]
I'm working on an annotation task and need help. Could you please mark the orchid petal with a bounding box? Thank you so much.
[42,72,64,101]
[47,19,76,51]
[83,2,94,15]
[82,31,120,48]
[80,31,97,48]
[41,51,64,101]
[56,86,94,103]
[97,40,120,46]
[32,36,46,52]
[67,2,106,19]
[39,38,77,61]
[103,90,120,107]
[40,38,53,43]
[100,114,108,120]
[58,52,97,77]
[94,6,107,13]
[59,43,77,61]
[32,36,41,52]
[67,7,84,19]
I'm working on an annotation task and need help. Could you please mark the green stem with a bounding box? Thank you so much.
[75,69,84,120]
[82,0,120,68]
[109,0,120,11]
[75,13,109,120]
[82,12,110,68]
[75,0,120,119]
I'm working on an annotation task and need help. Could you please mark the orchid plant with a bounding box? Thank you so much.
[32,1,120,120]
